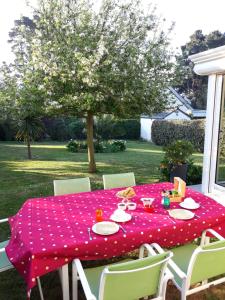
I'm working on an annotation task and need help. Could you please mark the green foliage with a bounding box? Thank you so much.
[94,116,140,140]
[67,119,86,140]
[67,139,126,153]
[186,161,202,185]
[163,140,194,165]
[151,119,205,152]
[0,119,16,140]
[43,116,139,141]
[0,0,174,170]
[159,140,201,185]
[16,117,44,142]
[175,30,225,109]
[29,0,174,118]
[43,118,69,141]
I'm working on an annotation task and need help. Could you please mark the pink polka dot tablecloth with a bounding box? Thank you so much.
[6,182,225,294]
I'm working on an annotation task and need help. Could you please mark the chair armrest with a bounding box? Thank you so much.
[0,218,8,224]
[139,243,158,258]
[150,243,186,279]
[73,259,97,300]
[167,259,186,280]
[201,229,225,246]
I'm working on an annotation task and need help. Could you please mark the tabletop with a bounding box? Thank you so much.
[6,182,225,293]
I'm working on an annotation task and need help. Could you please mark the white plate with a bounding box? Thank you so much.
[168,209,195,220]
[92,221,119,235]
[180,202,200,210]
[110,212,132,223]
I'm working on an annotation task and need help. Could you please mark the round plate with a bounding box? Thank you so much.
[110,213,132,223]
[92,221,119,235]
[168,209,195,220]
[180,202,200,210]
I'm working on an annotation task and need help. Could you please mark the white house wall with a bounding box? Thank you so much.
[140,118,154,141]
[140,111,190,142]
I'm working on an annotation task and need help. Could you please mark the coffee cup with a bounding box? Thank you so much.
[117,202,127,210]
[127,202,136,210]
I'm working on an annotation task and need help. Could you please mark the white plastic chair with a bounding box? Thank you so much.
[150,229,225,300]
[0,218,44,299]
[103,172,136,190]
[72,243,173,300]
[53,177,91,300]
[53,177,91,196]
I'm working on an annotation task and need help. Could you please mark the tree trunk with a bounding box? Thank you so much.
[86,112,96,173]
[27,135,32,159]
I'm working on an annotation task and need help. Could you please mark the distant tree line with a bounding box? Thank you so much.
[175,30,225,109]
[0,116,140,141]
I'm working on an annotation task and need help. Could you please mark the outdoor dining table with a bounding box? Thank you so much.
[5,182,225,299]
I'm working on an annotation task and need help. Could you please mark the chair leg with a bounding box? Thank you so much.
[37,277,44,300]
[72,262,78,300]
[58,264,70,300]
[181,290,186,300]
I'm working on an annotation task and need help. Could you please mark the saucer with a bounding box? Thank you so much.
[110,212,132,223]
[180,201,200,210]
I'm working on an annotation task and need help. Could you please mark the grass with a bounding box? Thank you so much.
[2,140,224,299]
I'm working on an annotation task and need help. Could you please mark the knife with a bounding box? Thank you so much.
[87,227,92,240]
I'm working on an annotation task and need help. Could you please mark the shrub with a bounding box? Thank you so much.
[151,119,205,152]
[163,140,194,165]
[159,140,202,185]
[67,139,126,153]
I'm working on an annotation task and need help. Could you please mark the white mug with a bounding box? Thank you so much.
[127,202,137,210]
[117,202,127,210]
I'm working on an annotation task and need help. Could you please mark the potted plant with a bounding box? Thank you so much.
[160,140,194,182]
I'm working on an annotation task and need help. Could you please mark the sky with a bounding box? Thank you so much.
[0,0,225,63]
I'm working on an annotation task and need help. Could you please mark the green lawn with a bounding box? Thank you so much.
[0,140,206,300]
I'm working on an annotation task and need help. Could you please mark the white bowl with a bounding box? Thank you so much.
[140,198,154,205]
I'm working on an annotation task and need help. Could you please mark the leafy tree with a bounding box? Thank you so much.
[0,30,45,159]
[29,0,174,172]
[1,0,174,171]
[16,116,44,159]
[175,30,225,109]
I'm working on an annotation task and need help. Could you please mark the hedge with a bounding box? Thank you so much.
[151,119,205,152]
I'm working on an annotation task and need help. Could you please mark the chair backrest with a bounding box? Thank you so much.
[188,239,225,286]
[99,252,171,300]
[53,177,91,196]
[103,173,136,190]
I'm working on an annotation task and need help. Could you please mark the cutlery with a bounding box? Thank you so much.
[167,216,176,224]
[119,225,127,234]
[194,214,200,219]
[87,227,92,240]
